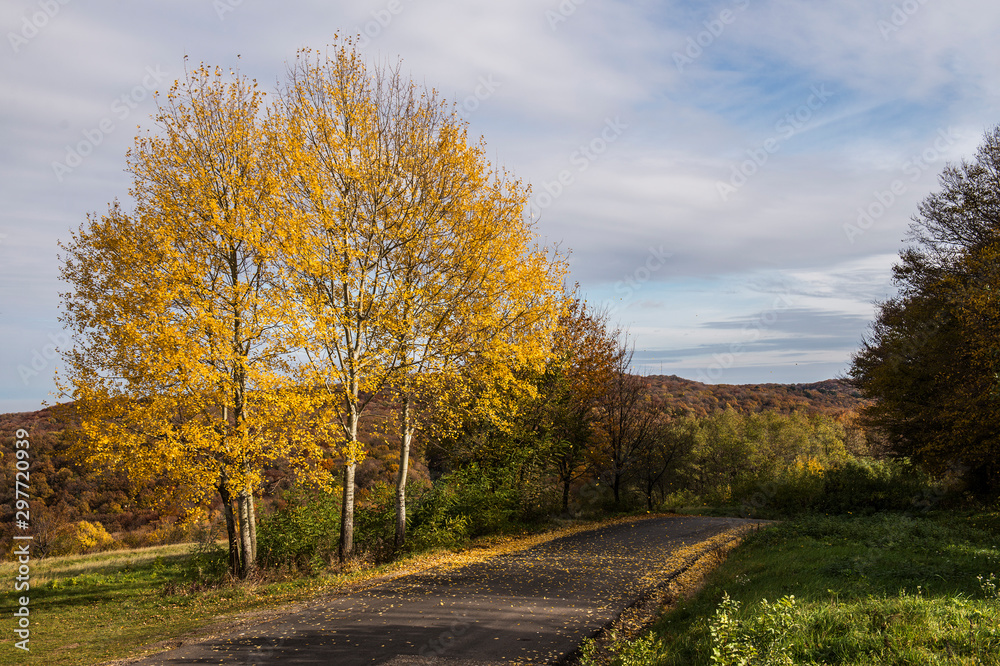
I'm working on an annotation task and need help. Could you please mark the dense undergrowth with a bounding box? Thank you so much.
[255,459,569,572]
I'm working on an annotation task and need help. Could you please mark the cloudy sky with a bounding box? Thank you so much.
[2,0,998,412]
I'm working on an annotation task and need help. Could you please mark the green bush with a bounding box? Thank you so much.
[708,593,798,666]
[579,631,666,666]
[257,484,341,571]
[354,481,397,562]
[814,459,934,514]
[406,463,540,553]
[731,458,947,518]
[407,472,474,552]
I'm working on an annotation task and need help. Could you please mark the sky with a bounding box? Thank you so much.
[2,0,999,413]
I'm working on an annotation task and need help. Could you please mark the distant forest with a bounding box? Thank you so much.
[645,376,865,417]
[0,377,864,558]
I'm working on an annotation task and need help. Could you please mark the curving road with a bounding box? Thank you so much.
[125,515,762,665]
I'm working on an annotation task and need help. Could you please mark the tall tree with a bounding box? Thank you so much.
[390,184,564,545]
[591,334,659,506]
[532,293,617,513]
[276,41,564,558]
[850,126,1000,498]
[635,408,693,510]
[58,65,326,578]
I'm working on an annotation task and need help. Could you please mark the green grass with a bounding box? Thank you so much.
[0,541,347,665]
[589,511,1000,665]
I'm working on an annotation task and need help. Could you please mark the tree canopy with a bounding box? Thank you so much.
[850,126,1000,498]
[58,41,564,572]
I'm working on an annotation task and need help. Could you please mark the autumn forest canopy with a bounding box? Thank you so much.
[3,39,999,578]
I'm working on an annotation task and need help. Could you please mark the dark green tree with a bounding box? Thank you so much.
[850,126,1000,498]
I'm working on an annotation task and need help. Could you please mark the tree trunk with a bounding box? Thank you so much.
[395,394,412,550]
[237,489,256,578]
[562,475,571,514]
[248,494,257,563]
[340,365,360,563]
[340,461,356,562]
[218,484,241,577]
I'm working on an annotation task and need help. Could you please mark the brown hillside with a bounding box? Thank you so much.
[645,375,866,418]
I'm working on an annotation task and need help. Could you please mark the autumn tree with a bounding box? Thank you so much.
[635,409,694,510]
[590,334,659,506]
[275,41,564,558]
[58,65,326,578]
[372,86,563,548]
[386,185,563,548]
[850,126,1000,498]
[529,293,617,513]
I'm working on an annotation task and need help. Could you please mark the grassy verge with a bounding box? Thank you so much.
[0,541,336,665]
[588,511,1000,665]
[0,513,658,666]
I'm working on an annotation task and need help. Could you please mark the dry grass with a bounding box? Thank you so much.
[0,541,215,587]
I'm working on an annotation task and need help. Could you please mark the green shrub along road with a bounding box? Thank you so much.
[588,511,1000,665]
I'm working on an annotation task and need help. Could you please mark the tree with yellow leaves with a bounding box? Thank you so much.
[386,176,564,547]
[58,64,327,578]
[275,41,564,557]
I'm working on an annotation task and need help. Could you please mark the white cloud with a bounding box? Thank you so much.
[3,0,1000,406]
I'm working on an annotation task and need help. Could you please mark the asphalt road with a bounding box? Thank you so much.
[126,515,760,665]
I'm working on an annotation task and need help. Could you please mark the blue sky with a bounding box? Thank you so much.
[2,0,999,412]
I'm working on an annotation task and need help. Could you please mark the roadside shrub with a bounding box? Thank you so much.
[406,463,531,553]
[49,520,119,556]
[408,514,471,553]
[732,459,946,518]
[181,518,229,584]
[579,631,665,666]
[257,484,340,571]
[766,464,826,516]
[354,481,397,562]
[815,459,933,514]
[708,593,798,665]
[407,474,472,552]
[660,488,702,512]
